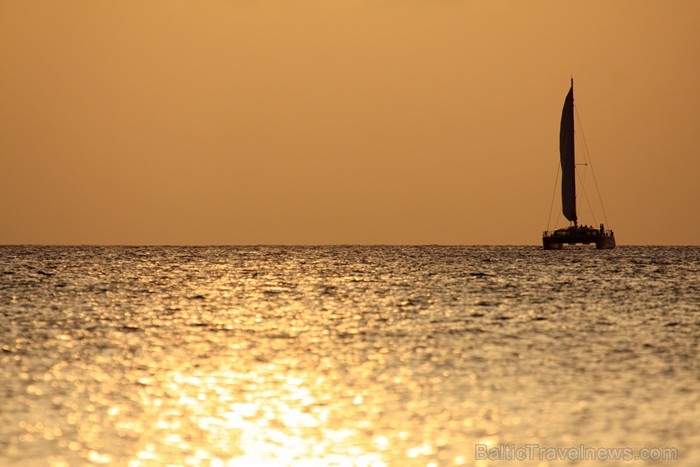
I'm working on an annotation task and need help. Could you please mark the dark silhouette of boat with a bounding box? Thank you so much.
[543,80,616,250]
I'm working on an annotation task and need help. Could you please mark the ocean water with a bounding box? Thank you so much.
[1,245,697,466]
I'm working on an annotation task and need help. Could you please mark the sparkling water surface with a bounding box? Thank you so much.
[1,246,698,465]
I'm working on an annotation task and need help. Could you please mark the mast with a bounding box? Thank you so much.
[560,78,577,225]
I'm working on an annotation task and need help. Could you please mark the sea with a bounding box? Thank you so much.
[1,245,698,466]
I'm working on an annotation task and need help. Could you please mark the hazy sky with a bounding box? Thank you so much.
[2,1,699,245]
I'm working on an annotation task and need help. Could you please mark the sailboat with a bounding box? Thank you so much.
[542,79,616,249]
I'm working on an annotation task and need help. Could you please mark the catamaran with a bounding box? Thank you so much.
[542,80,616,249]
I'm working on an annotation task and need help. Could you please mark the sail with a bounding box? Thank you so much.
[559,82,577,223]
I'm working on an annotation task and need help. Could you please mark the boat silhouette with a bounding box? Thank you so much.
[542,79,616,249]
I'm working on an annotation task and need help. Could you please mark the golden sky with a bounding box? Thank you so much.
[1,1,698,245]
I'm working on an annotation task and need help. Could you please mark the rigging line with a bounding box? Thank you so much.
[575,162,597,226]
[555,208,562,230]
[575,131,588,216]
[575,105,610,227]
[546,162,560,232]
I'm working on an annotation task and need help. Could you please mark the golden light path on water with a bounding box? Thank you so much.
[117,337,483,466]
[104,262,486,466]
[130,367,386,466]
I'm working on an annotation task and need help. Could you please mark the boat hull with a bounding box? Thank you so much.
[542,228,616,250]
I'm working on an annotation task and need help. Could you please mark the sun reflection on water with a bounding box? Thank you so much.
[129,364,386,466]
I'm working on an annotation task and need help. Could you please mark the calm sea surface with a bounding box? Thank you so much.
[1,246,698,466]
